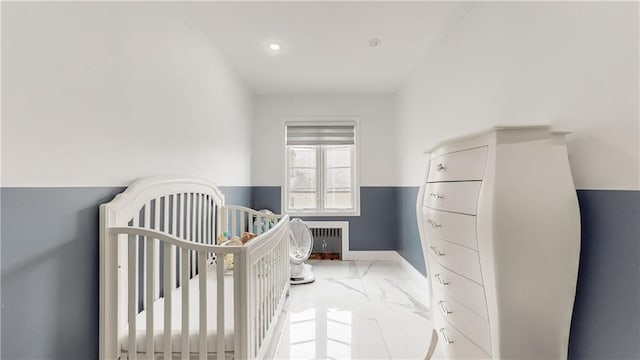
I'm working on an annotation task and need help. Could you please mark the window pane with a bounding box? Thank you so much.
[290,168,316,191]
[289,192,317,210]
[288,146,318,210]
[289,168,317,209]
[325,168,351,190]
[325,167,352,209]
[324,145,353,210]
[326,146,351,167]
[289,146,316,168]
[325,192,352,209]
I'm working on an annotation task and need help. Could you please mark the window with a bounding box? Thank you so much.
[284,122,359,215]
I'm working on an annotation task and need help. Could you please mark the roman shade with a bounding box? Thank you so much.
[286,124,355,146]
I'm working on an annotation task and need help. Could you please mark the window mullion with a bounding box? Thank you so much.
[318,145,324,211]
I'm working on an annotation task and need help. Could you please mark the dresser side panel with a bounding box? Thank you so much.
[490,130,580,358]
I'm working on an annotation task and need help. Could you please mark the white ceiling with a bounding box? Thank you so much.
[185,2,460,95]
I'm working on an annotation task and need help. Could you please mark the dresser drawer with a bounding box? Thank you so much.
[428,238,483,284]
[422,208,477,250]
[427,147,487,182]
[433,288,492,355]
[429,256,488,319]
[423,181,481,215]
[433,310,491,359]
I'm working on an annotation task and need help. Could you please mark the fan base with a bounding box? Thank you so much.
[291,263,315,285]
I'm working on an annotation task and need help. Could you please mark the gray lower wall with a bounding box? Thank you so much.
[0,186,250,360]
[568,190,640,359]
[396,187,640,360]
[1,186,638,359]
[396,187,425,275]
[251,186,398,251]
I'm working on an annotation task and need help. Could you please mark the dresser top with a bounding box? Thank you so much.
[423,125,570,153]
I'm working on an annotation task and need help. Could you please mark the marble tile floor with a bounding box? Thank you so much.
[272,260,433,360]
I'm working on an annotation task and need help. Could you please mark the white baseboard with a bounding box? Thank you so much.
[393,251,428,282]
[342,251,428,283]
[342,250,398,261]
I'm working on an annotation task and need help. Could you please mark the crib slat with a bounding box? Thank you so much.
[195,194,200,244]
[249,215,254,236]
[216,251,225,360]
[251,262,257,357]
[233,250,245,359]
[269,253,273,325]
[184,193,190,241]
[181,248,190,358]
[143,204,150,311]
[263,257,267,345]
[146,237,155,359]
[163,243,174,359]
[209,198,214,244]
[177,195,183,285]
[199,194,205,244]
[164,196,170,233]
[128,234,138,360]
[231,210,237,238]
[154,199,161,300]
[191,194,197,276]
[260,258,264,346]
[205,196,210,245]
[268,254,272,328]
[219,207,226,243]
[240,212,245,236]
[198,252,207,360]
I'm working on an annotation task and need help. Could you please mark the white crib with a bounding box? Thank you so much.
[99,176,290,360]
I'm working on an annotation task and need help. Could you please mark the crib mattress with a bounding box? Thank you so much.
[121,267,236,354]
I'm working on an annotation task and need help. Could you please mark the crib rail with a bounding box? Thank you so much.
[220,205,282,239]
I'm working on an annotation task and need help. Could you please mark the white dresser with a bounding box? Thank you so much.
[416,126,581,359]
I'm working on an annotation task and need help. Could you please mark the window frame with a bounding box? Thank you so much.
[282,118,360,217]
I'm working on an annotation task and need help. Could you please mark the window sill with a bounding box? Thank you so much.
[284,210,361,217]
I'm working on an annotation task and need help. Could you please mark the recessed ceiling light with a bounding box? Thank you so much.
[369,38,381,47]
[269,43,281,51]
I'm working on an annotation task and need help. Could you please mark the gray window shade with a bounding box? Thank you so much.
[286,124,355,145]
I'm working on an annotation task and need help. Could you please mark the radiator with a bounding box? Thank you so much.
[305,221,348,260]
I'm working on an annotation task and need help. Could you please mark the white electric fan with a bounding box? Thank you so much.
[289,218,315,285]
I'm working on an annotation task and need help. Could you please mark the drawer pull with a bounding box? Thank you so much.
[435,274,449,286]
[436,163,446,172]
[430,192,444,200]
[439,301,452,316]
[430,245,445,257]
[439,328,454,344]
[426,219,442,228]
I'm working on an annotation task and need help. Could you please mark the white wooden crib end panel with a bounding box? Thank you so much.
[105,177,226,224]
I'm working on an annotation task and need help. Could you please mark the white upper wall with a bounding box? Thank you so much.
[251,94,396,186]
[1,2,253,187]
[396,2,639,189]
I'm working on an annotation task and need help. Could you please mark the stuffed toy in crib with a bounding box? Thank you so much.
[217,232,257,270]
